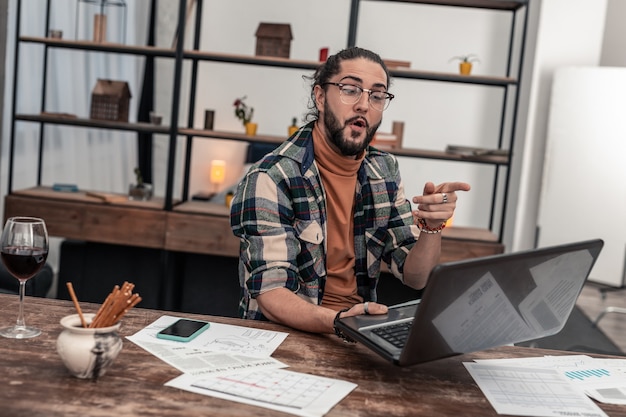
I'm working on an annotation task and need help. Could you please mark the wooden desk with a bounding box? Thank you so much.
[1,294,623,417]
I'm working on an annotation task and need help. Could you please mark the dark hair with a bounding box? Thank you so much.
[303,47,391,121]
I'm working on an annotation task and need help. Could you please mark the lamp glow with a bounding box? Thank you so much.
[210,160,226,191]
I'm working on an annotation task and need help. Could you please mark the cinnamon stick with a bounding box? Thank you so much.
[66,282,88,328]
[89,282,141,328]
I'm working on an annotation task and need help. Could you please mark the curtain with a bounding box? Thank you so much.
[1,0,150,286]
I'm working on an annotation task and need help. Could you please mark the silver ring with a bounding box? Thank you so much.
[364,302,370,315]
[441,193,448,204]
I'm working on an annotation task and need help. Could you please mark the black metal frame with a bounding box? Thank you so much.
[347,0,529,242]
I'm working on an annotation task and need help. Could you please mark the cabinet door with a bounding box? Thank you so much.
[538,67,626,286]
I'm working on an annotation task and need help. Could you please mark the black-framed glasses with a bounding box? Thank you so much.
[323,82,394,111]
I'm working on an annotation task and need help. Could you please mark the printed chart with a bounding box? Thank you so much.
[192,369,349,409]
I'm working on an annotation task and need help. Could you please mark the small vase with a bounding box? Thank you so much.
[128,183,153,201]
[56,314,122,379]
[245,122,258,136]
[459,62,472,75]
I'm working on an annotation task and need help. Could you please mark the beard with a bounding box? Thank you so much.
[323,104,381,156]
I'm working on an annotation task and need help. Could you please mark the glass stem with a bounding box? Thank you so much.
[16,280,26,329]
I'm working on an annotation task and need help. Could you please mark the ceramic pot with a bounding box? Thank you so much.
[128,183,153,201]
[56,313,122,379]
[459,62,472,75]
[245,122,258,136]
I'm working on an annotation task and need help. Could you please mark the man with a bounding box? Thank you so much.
[230,47,470,338]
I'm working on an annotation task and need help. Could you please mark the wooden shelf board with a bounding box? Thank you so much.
[366,0,526,11]
[20,36,177,57]
[15,114,508,165]
[10,186,166,210]
[388,146,509,165]
[178,128,287,145]
[20,38,517,87]
[16,114,170,134]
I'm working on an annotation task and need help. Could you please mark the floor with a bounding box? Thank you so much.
[577,282,626,353]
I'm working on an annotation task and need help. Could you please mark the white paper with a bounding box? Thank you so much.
[464,362,608,417]
[126,315,289,376]
[127,314,288,357]
[166,369,357,417]
[476,355,626,405]
[129,339,287,377]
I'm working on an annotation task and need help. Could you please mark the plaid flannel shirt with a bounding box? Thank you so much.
[230,122,420,320]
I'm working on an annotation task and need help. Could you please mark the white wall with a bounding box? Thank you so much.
[537,67,626,286]
[509,0,608,252]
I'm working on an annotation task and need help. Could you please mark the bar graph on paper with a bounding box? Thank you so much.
[565,368,611,381]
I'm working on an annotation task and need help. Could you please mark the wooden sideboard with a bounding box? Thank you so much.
[4,186,503,263]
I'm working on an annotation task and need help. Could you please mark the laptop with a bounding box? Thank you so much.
[336,239,604,366]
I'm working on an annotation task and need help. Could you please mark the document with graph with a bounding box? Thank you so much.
[166,368,357,417]
[464,361,608,417]
[474,355,626,405]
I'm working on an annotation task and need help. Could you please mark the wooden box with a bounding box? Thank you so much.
[90,79,132,122]
[255,23,293,58]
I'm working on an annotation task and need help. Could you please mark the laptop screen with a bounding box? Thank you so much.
[401,239,603,365]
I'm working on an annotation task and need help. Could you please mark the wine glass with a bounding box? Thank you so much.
[0,217,49,339]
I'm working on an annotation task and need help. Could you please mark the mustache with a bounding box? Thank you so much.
[345,116,369,128]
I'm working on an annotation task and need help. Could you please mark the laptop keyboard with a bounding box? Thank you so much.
[371,321,413,348]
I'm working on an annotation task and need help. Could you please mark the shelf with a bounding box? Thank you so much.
[363,0,527,11]
[389,67,516,86]
[8,0,526,263]
[21,37,517,87]
[178,127,286,145]
[15,114,509,165]
[386,146,509,165]
[20,36,177,58]
[15,113,170,134]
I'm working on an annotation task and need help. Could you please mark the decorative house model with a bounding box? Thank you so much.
[255,23,293,58]
[90,79,132,122]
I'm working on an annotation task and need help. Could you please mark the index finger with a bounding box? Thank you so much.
[435,182,471,193]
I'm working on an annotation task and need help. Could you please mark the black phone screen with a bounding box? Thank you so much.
[158,319,209,338]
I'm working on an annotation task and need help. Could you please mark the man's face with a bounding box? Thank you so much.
[315,58,387,156]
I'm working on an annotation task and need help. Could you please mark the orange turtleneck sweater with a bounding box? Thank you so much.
[312,122,365,311]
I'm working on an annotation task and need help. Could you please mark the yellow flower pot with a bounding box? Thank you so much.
[245,122,258,136]
[459,62,472,75]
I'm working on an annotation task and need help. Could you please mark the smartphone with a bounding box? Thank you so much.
[156,318,210,342]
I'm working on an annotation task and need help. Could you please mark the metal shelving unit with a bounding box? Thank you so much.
[5,0,528,251]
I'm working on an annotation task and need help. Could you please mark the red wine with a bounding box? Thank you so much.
[1,246,48,280]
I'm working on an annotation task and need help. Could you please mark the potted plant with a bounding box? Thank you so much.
[449,54,480,75]
[128,167,153,201]
[288,117,299,136]
[233,96,256,135]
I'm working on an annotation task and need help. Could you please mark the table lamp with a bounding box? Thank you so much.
[210,160,226,193]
